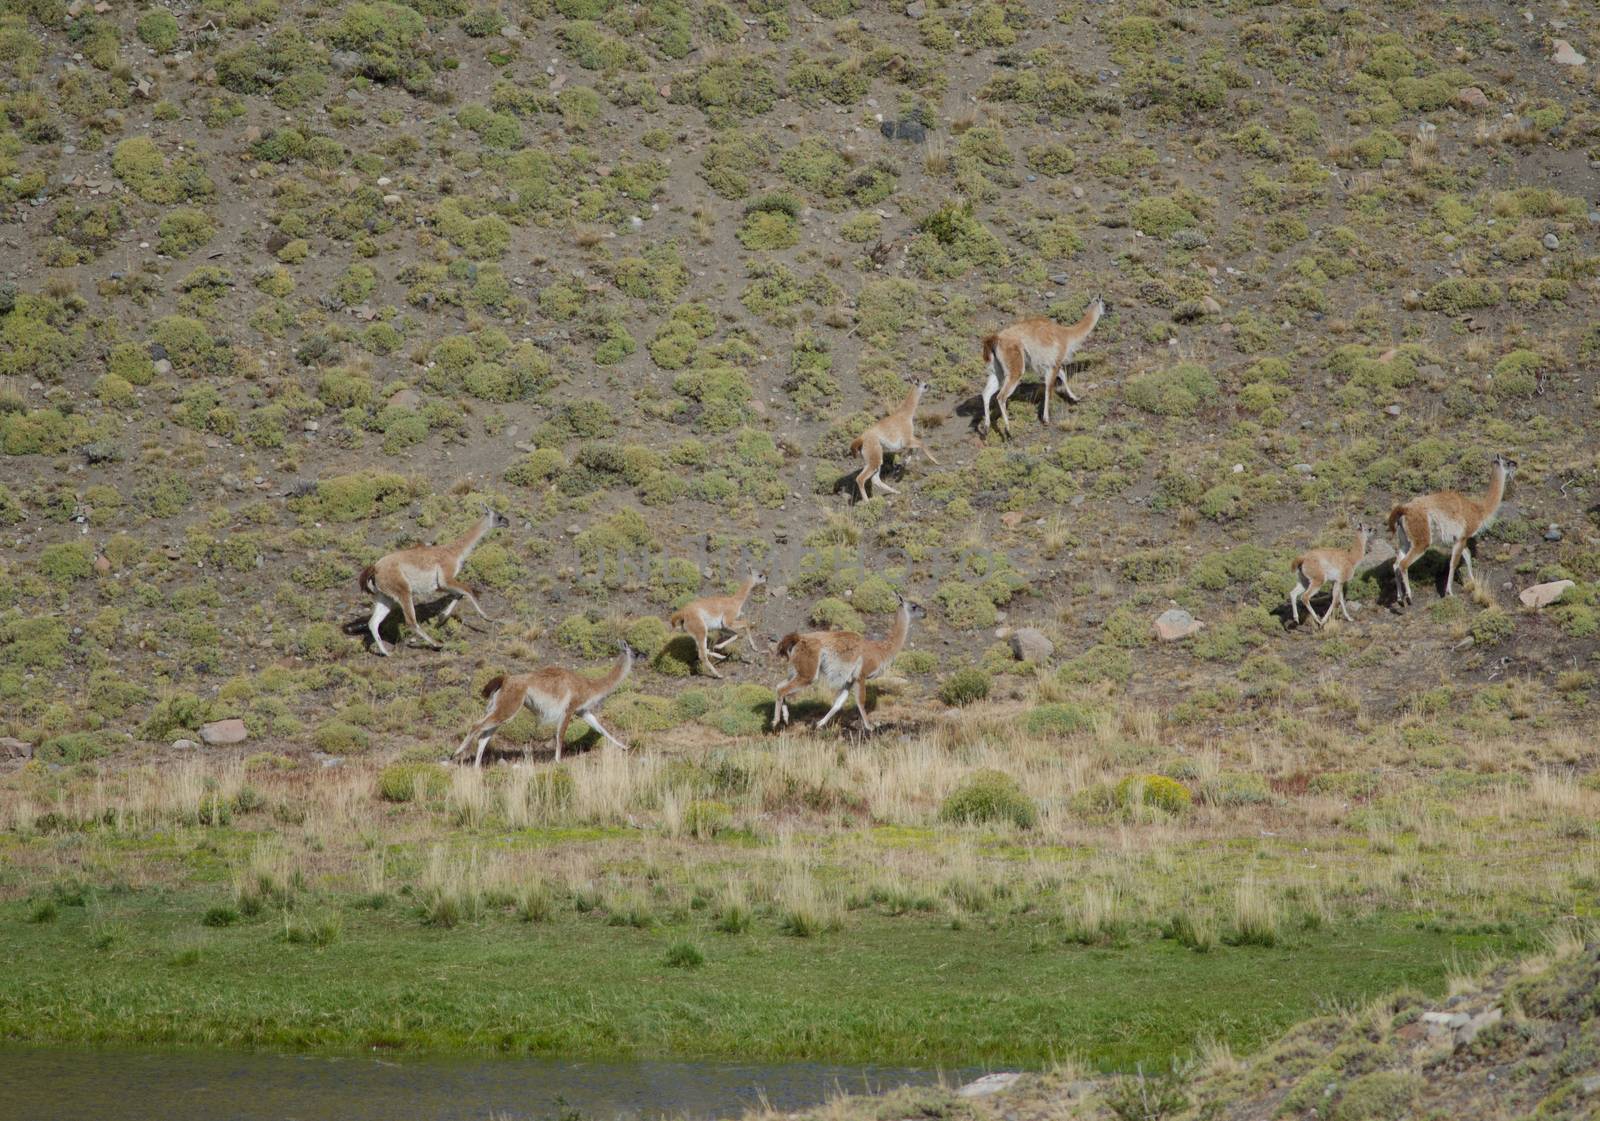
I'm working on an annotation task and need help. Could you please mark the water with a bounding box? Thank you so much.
[0,1049,973,1121]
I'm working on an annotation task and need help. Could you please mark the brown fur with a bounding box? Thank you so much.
[1390,455,1516,604]
[980,298,1106,436]
[361,508,508,656]
[454,646,635,767]
[669,573,765,678]
[852,382,937,501]
[770,598,925,732]
[1290,524,1373,627]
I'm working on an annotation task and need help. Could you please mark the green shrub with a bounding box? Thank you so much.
[938,668,990,707]
[1022,703,1095,737]
[1114,774,1191,813]
[939,770,1038,828]
[39,541,93,583]
[313,721,370,755]
[292,471,422,522]
[136,9,181,51]
[156,208,216,256]
[1131,195,1201,237]
[1421,278,1501,312]
[664,940,705,968]
[112,138,213,205]
[936,580,996,629]
[140,693,214,741]
[378,762,449,802]
[1125,363,1218,416]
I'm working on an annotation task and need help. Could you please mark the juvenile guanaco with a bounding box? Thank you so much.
[669,572,766,678]
[454,643,636,767]
[1389,454,1517,604]
[1291,523,1373,626]
[359,508,510,656]
[771,595,926,732]
[980,296,1107,436]
[850,381,938,501]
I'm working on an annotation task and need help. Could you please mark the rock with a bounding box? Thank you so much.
[905,0,926,15]
[1385,404,1403,416]
[1154,608,1201,642]
[388,388,422,411]
[171,738,199,751]
[957,1072,1023,1099]
[1000,511,1025,528]
[152,358,173,377]
[1581,1074,1600,1096]
[93,554,111,574]
[0,736,33,760]
[1519,580,1574,608]
[1422,1010,1470,1040]
[1544,524,1563,542]
[1455,86,1490,111]
[1009,627,1054,663]
[1201,295,1222,314]
[878,119,927,143]
[1456,1008,1502,1046]
[331,50,364,74]
[1293,463,1314,474]
[199,719,248,746]
[1551,39,1587,66]
[1544,233,1560,250]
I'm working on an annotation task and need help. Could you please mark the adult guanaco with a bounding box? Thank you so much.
[453,642,636,767]
[1290,523,1373,626]
[669,572,766,678]
[359,508,509,656]
[979,296,1107,437]
[850,381,938,501]
[771,594,925,732]
[1389,454,1517,604]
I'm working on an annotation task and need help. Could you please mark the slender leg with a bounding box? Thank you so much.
[440,597,459,621]
[1446,541,1465,597]
[1304,579,1325,626]
[872,471,900,495]
[1461,546,1476,589]
[1289,580,1303,624]
[553,713,569,763]
[1055,361,1081,404]
[857,439,882,501]
[713,630,740,650]
[581,711,628,751]
[1041,362,1054,424]
[441,578,490,620]
[815,688,852,729]
[772,677,797,728]
[698,637,723,679]
[368,600,393,656]
[853,679,871,732]
[1317,582,1341,627]
[912,438,939,466]
[399,591,441,649]
[981,370,999,434]
[996,383,1013,436]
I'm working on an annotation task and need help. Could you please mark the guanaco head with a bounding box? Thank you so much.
[1089,294,1109,319]
[618,639,639,661]
[489,508,511,530]
[747,570,768,589]
[894,592,928,621]
[1354,522,1375,549]
[1492,453,1518,480]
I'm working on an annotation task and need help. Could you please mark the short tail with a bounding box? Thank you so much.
[668,610,686,630]
[358,564,377,595]
[480,674,506,700]
[980,334,999,365]
[849,435,864,455]
[775,633,798,660]
[1386,504,1407,533]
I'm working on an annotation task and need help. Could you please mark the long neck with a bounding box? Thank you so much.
[899,385,923,418]
[588,648,632,702]
[1077,303,1102,334]
[1480,467,1507,518]
[732,576,758,608]
[1349,533,1369,567]
[873,603,912,666]
[449,513,494,562]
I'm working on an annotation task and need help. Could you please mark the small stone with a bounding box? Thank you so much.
[1580,1074,1600,1096]
[957,1072,1022,1099]
[905,0,926,15]
[171,739,199,751]
[1385,404,1403,416]
[1456,86,1490,111]
[1009,627,1054,663]
[1154,608,1201,642]
[1544,525,1563,542]
[199,719,248,746]
[93,554,111,574]
[1551,39,1587,66]
[331,50,363,74]
[388,388,422,411]
[878,119,927,143]
[1293,463,1315,474]
[0,736,33,760]
[1520,580,1574,608]
[500,23,522,39]
[1456,1008,1502,1046]
[1543,233,1560,250]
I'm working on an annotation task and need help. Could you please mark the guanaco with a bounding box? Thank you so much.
[359,507,509,656]
[980,296,1107,437]
[669,572,766,678]
[454,642,636,767]
[850,381,939,501]
[771,595,926,732]
[1389,454,1517,604]
[1291,523,1374,627]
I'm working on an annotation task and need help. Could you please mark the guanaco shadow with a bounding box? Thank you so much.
[953,360,1091,434]
[1271,556,1449,629]
[766,687,894,734]
[469,732,602,766]
[341,597,486,652]
[830,454,911,503]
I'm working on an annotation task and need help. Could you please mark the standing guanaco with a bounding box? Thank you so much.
[359,508,509,656]
[454,642,636,767]
[1290,523,1374,626]
[1389,454,1517,604]
[669,572,766,678]
[771,594,925,732]
[850,381,938,501]
[979,296,1107,437]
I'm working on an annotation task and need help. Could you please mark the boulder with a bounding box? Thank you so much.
[1519,580,1574,609]
[1154,608,1201,642]
[199,719,248,746]
[388,388,423,411]
[1552,39,1587,66]
[957,1072,1023,1099]
[878,119,927,143]
[0,736,33,760]
[1009,627,1054,663]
